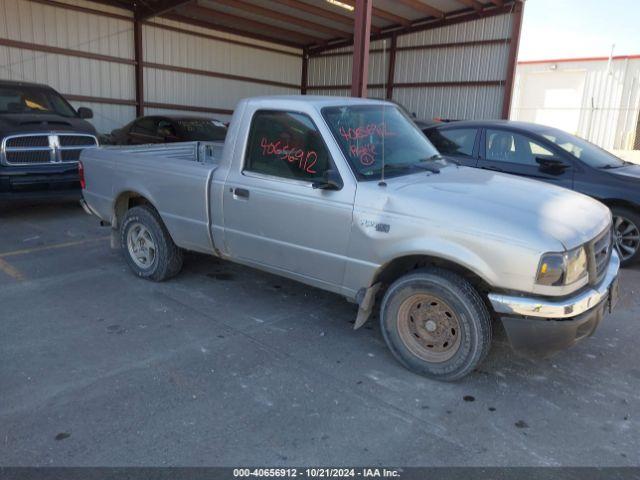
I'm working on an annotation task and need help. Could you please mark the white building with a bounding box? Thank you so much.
[510,55,640,151]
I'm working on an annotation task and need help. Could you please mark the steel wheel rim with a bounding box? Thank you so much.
[613,215,640,261]
[127,222,157,269]
[396,293,462,363]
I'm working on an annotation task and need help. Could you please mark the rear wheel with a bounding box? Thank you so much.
[611,207,640,267]
[120,205,183,281]
[380,268,491,381]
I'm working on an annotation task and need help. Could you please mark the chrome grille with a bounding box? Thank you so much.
[60,150,82,162]
[6,150,52,164]
[59,135,98,147]
[588,227,612,285]
[6,136,49,148]
[1,133,98,165]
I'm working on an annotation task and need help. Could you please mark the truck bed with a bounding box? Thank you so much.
[81,141,223,255]
[101,141,224,165]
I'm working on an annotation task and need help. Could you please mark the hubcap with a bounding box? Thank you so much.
[397,293,462,363]
[127,223,157,269]
[613,215,640,262]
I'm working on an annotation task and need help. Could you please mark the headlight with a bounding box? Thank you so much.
[536,246,588,286]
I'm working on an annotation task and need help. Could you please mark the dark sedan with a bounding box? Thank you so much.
[423,120,640,266]
[109,115,227,145]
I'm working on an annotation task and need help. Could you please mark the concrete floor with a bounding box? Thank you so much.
[1,201,639,467]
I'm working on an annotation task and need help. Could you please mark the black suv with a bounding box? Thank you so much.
[423,120,640,266]
[0,80,98,201]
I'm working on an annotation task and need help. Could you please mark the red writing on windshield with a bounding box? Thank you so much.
[260,138,317,174]
[350,143,376,166]
[339,123,394,142]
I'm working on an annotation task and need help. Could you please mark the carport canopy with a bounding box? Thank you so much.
[90,0,522,103]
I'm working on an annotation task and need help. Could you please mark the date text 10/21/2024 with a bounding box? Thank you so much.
[233,468,401,478]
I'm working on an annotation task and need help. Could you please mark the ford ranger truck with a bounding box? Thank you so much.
[0,80,98,201]
[79,96,620,381]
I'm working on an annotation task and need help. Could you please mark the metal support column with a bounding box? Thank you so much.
[351,0,373,98]
[134,20,144,117]
[501,0,524,119]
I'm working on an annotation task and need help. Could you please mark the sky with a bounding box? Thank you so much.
[517,0,640,61]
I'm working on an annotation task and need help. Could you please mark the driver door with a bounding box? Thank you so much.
[222,109,356,289]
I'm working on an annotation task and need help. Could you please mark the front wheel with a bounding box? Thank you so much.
[379,268,491,381]
[612,207,640,267]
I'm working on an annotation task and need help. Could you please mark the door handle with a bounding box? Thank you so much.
[233,187,250,199]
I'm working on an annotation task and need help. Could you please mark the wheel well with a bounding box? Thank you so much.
[373,255,491,295]
[112,191,153,228]
[600,199,639,213]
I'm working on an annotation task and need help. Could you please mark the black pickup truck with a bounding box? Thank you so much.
[0,80,98,201]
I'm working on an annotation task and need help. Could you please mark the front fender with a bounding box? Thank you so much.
[376,237,501,287]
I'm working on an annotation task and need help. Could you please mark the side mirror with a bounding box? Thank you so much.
[536,157,569,172]
[312,169,343,190]
[77,107,93,119]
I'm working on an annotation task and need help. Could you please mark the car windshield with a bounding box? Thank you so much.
[0,85,77,117]
[322,104,443,180]
[541,128,626,169]
[176,119,227,141]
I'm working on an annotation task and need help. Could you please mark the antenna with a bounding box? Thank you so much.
[379,38,387,187]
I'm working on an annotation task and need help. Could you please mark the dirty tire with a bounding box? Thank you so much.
[120,205,183,281]
[611,206,640,267]
[380,268,491,381]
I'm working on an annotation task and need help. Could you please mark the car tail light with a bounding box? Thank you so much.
[78,161,86,189]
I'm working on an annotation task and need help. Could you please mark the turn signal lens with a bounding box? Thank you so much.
[536,247,588,286]
[536,253,564,286]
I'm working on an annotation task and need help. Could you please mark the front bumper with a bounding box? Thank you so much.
[0,164,80,200]
[488,250,620,357]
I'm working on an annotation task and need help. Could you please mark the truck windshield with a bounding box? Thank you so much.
[541,128,626,169]
[176,119,227,141]
[0,86,77,117]
[322,104,442,180]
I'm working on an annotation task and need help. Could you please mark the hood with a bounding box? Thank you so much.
[0,113,96,136]
[376,165,612,251]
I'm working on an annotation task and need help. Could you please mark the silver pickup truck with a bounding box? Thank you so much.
[80,96,620,381]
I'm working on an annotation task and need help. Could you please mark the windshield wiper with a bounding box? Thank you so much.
[424,153,460,166]
[413,162,441,174]
[601,164,625,169]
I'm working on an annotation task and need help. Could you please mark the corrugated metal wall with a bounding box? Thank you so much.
[307,39,391,97]
[0,0,136,133]
[144,18,301,122]
[512,58,640,150]
[307,13,514,120]
[0,0,302,133]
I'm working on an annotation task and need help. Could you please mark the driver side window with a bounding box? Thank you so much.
[244,110,331,182]
[485,129,555,166]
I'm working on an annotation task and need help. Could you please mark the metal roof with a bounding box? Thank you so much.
[92,0,516,51]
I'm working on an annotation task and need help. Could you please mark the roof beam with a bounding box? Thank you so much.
[136,0,195,21]
[394,0,445,18]
[338,0,412,27]
[179,4,320,45]
[456,0,484,11]
[165,12,304,48]
[85,0,133,10]
[210,0,349,38]
[270,0,381,34]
